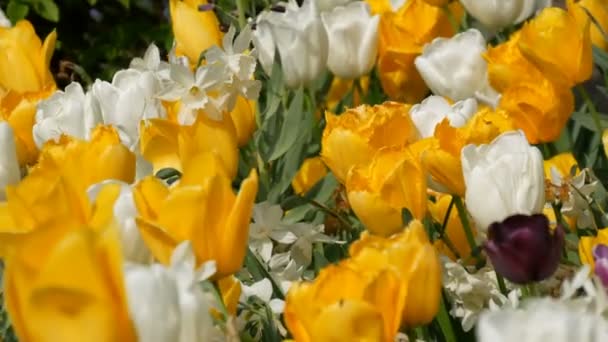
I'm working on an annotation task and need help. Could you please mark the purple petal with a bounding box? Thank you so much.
[536,224,565,281]
[593,244,608,261]
[595,258,608,288]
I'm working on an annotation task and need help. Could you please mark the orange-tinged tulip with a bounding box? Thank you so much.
[321,102,418,184]
[377,0,461,103]
[576,0,608,51]
[230,96,257,146]
[169,0,222,65]
[579,228,608,268]
[519,2,593,87]
[349,220,442,327]
[346,147,427,236]
[499,78,574,144]
[134,153,258,278]
[429,195,475,261]
[422,108,516,195]
[292,157,328,195]
[140,113,239,177]
[217,276,242,316]
[4,224,137,342]
[0,20,56,94]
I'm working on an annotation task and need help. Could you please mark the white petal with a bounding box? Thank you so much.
[0,123,20,200]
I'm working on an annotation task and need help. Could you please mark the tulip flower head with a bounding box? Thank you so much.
[484,214,564,284]
[591,244,608,287]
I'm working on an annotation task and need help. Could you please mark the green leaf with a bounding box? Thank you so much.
[268,88,305,161]
[401,208,413,226]
[117,0,130,9]
[435,293,457,342]
[593,45,608,72]
[6,1,29,23]
[31,0,59,22]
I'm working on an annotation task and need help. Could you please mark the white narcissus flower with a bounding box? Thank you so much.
[266,0,329,88]
[461,130,545,232]
[415,29,500,107]
[249,202,298,263]
[476,298,608,342]
[124,242,223,342]
[240,278,286,314]
[409,96,478,138]
[460,0,537,30]
[0,8,10,27]
[321,1,380,79]
[0,122,20,201]
[33,82,101,148]
[91,69,166,149]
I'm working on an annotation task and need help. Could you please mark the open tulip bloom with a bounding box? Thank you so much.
[3,0,608,340]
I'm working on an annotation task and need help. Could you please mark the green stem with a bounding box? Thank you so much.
[236,0,247,29]
[453,196,477,252]
[437,198,462,260]
[578,85,603,133]
[436,293,457,342]
[496,273,508,296]
[442,4,459,33]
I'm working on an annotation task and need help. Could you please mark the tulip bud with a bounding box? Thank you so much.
[484,214,564,284]
[321,2,380,79]
[0,122,20,201]
[415,29,500,107]
[576,0,608,52]
[460,0,537,30]
[462,130,545,232]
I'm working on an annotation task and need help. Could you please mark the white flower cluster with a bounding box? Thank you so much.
[546,166,600,229]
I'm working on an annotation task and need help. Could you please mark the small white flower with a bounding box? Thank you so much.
[0,122,20,201]
[560,169,599,229]
[240,278,285,314]
[34,82,101,148]
[462,130,545,232]
[249,202,298,263]
[0,8,11,27]
[289,223,342,269]
[409,96,477,138]
[415,29,500,107]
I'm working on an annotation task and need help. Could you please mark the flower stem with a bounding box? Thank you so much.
[236,0,247,29]
[496,273,508,295]
[577,85,603,133]
[436,293,457,342]
[453,196,477,252]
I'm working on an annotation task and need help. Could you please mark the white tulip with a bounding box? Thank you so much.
[0,122,20,201]
[461,130,545,232]
[0,8,10,27]
[91,69,166,149]
[260,0,329,88]
[87,181,153,264]
[415,29,500,107]
[124,242,221,342]
[33,82,101,148]
[477,299,608,342]
[460,0,537,30]
[409,96,478,138]
[321,2,379,79]
[315,0,352,12]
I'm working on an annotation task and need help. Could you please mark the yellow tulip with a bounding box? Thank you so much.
[140,112,239,177]
[603,129,608,159]
[346,147,427,236]
[324,76,370,114]
[217,276,242,316]
[422,108,516,195]
[4,224,137,342]
[499,79,574,144]
[543,204,577,232]
[0,20,56,94]
[544,153,580,181]
[230,96,257,146]
[543,153,581,226]
[169,0,222,65]
[1,97,41,165]
[366,0,399,14]
[377,0,461,103]
[518,1,593,87]
[292,157,328,195]
[349,220,442,327]
[576,0,608,51]
[133,152,258,278]
[421,0,450,6]
[579,228,608,268]
[321,102,418,184]
[285,260,405,342]
[429,195,475,261]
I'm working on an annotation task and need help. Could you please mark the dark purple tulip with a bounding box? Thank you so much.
[483,214,564,284]
[592,244,608,287]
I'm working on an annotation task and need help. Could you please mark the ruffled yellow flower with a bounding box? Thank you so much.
[377,0,461,103]
[0,20,57,165]
[349,220,442,327]
[140,113,239,177]
[429,195,475,261]
[422,108,516,195]
[133,152,258,278]
[169,0,222,65]
[576,0,608,51]
[292,157,328,195]
[230,96,257,146]
[579,228,608,268]
[519,1,593,87]
[499,78,574,144]
[321,102,418,184]
[346,146,427,236]
[4,223,137,342]
[0,126,134,239]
